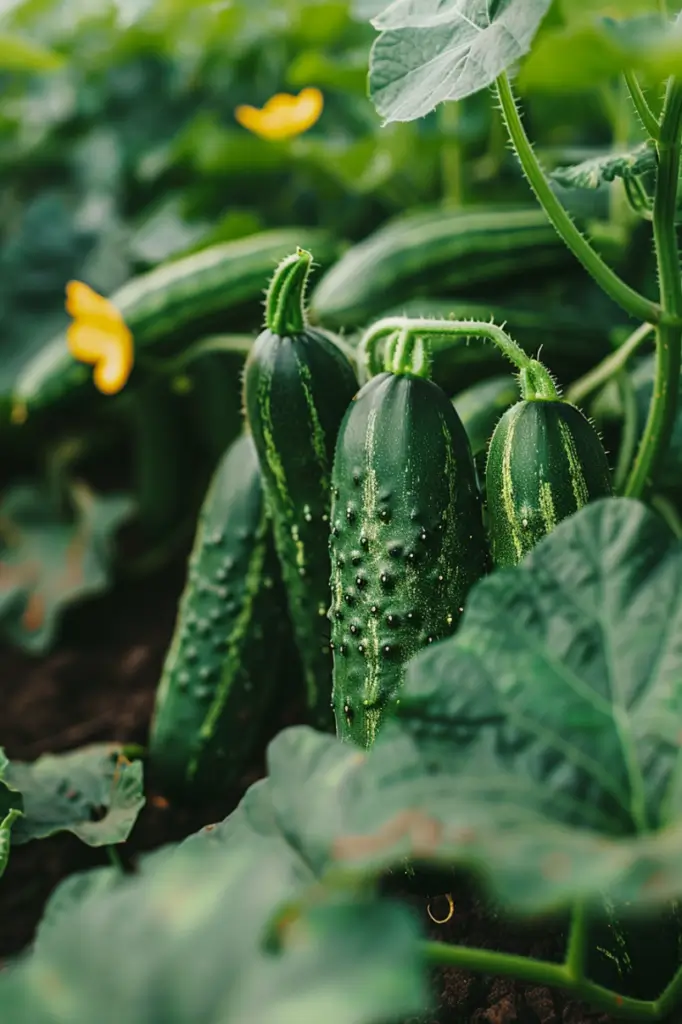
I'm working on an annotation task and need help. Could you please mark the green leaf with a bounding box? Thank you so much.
[0,32,64,72]
[0,482,135,654]
[329,498,682,915]
[5,744,145,846]
[0,839,427,1024]
[368,0,553,122]
[0,808,23,879]
[550,143,657,190]
[520,13,682,93]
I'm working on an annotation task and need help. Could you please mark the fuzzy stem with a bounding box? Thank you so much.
[359,316,531,380]
[422,940,663,1019]
[624,70,660,140]
[566,322,654,406]
[625,78,682,498]
[265,247,312,336]
[495,73,662,326]
[564,901,588,981]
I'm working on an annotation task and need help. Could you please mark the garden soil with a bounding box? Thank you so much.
[0,556,634,1023]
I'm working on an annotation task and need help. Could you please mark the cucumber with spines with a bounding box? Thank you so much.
[244,248,358,731]
[149,432,286,802]
[329,366,489,749]
[485,399,613,568]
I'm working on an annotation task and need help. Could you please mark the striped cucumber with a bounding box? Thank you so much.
[486,397,613,568]
[330,347,489,748]
[309,206,572,329]
[149,432,286,801]
[244,248,358,731]
[13,228,340,416]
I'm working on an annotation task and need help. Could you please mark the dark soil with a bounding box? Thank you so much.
[0,558,645,1023]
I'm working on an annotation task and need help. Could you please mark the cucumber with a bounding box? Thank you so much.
[330,370,489,748]
[13,228,340,417]
[485,399,613,568]
[309,206,573,329]
[149,432,286,802]
[244,248,358,731]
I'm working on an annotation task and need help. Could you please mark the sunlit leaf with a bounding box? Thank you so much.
[6,744,144,847]
[0,32,64,71]
[368,0,553,122]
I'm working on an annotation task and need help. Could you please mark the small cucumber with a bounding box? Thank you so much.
[13,228,340,416]
[486,399,613,568]
[330,370,489,748]
[244,249,358,730]
[309,206,572,329]
[149,432,286,801]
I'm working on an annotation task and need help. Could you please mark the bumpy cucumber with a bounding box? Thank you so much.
[13,228,339,415]
[309,206,572,329]
[244,249,358,730]
[149,432,285,801]
[486,400,613,568]
[330,371,489,748]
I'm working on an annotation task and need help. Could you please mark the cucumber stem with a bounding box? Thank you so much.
[358,316,558,398]
[265,247,312,336]
[495,73,662,327]
[624,78,682,499]
[624,71,660,141]
[566,322,654,407]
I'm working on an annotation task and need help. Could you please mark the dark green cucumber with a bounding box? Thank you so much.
[309,206,572,329]
[330,371,489,748]
[244,249,358,730]
[486,400,613,568]
[149,432,285,801]
[13,228,339,416]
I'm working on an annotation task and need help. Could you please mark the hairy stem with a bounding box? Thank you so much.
[566,322,654,406]
[495,73,661,326]
[421,940,661,1019]
[624,70,660,140]
[625,78,682,498]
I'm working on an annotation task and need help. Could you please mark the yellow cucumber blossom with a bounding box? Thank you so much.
[65,281,133,395]
[235,87,323,141]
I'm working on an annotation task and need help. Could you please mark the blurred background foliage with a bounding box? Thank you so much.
[0,0,665,652]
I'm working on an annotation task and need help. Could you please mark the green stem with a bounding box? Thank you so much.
[422,940,662,1019]
[265,247,312,336]
[651,493,682,537]
[564,901,588,981]
[654,963,682,1018]
[613,370,640,493]
[565,322,654,406]
[625,78,682,499]
[495,73,662,326]
[624,70,660,140]
[439,101,463,204]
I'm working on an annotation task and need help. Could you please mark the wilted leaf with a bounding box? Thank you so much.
[368,0,553,122]
[0,482,135,654]
[0,840,427,1024]
[6,743,145,846]
[551,143,656,190]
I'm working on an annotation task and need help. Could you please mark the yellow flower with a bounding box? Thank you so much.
[65,281,133,395]
[235,87,323,141]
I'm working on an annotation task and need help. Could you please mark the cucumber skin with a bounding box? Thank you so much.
[330,372,489,749]
[149,432,285,802]
[14,228,339,414]
[244,325,358,732]
[485,400,613,568]
[309,207,571,329]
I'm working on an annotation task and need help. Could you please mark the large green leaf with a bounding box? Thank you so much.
[368,0,553,122]
[5,744,145,846]
[0,482,135,654]
[328,498,682,914]
[550,143,656,190]
[0,839,427,1024]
